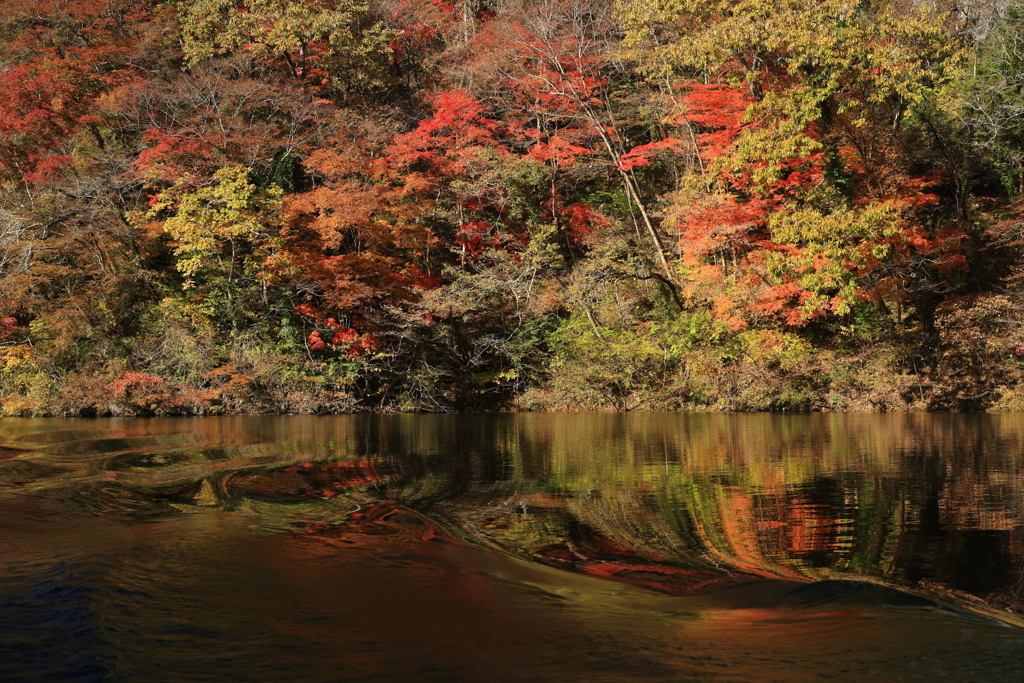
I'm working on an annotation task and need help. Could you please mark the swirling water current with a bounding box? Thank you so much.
[3,413,1024,681]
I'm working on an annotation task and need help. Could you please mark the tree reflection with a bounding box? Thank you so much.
[3,413,1024,622]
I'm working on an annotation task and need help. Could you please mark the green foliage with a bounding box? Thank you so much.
[178,0,396,91]
[962,4,1024,193]
[765,203,904,317]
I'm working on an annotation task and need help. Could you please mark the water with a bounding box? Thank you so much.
[3,413,1024,681]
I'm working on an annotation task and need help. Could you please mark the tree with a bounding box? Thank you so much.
[139,165,283,332]
[455,0,684,274]
[178,0,396,95]
[131,60,333,183]
[280,112,437,316]
[620,0,968,331]
[0,0,161,182]
[963,3,1024,194]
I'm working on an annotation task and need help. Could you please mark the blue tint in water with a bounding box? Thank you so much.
[0,565,108,683]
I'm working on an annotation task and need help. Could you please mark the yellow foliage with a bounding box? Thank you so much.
[143,166,282,289]
[179,0,396,88]
[0,344,35,373]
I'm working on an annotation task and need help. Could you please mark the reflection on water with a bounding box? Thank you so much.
[3,413,1024,681]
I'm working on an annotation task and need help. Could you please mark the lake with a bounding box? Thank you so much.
[3,413,1024,681]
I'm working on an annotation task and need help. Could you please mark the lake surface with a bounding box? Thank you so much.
[3,413,1024,681]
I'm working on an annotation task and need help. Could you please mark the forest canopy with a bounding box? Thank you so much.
[3,0,1024,415]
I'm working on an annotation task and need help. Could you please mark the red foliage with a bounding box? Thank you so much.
[134,128,217,180]
[505,21,608,117]
[678,83,753,162]
[382,89,505,181]
[295,304,319,319]
[677,194,774,261]
[408,264,443,290]
[307,318,378,357]
[331,327,358,344]
[618,138,689,171]
[562,203,610,243]
[527,135,596,168]
[0,67,89,183]
[749,281,813,326]
[0,0,158,183]
[0,318,20,341]
[346,333,378,357]
[455,221,503,255]
[430,0,457,12]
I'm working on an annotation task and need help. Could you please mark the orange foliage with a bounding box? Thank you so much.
[107,372,165,398]
[280,115,438,320]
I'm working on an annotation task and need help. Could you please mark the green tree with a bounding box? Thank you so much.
[963,3,1024,194]
[178,0,395,92]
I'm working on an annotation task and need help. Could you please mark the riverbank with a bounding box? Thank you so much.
[3,332,1022,417]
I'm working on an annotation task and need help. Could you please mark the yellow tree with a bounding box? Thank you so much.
[618,0,967,330]
[140,166,282,332]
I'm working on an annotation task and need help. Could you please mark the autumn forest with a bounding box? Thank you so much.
[3,0,1024,415]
